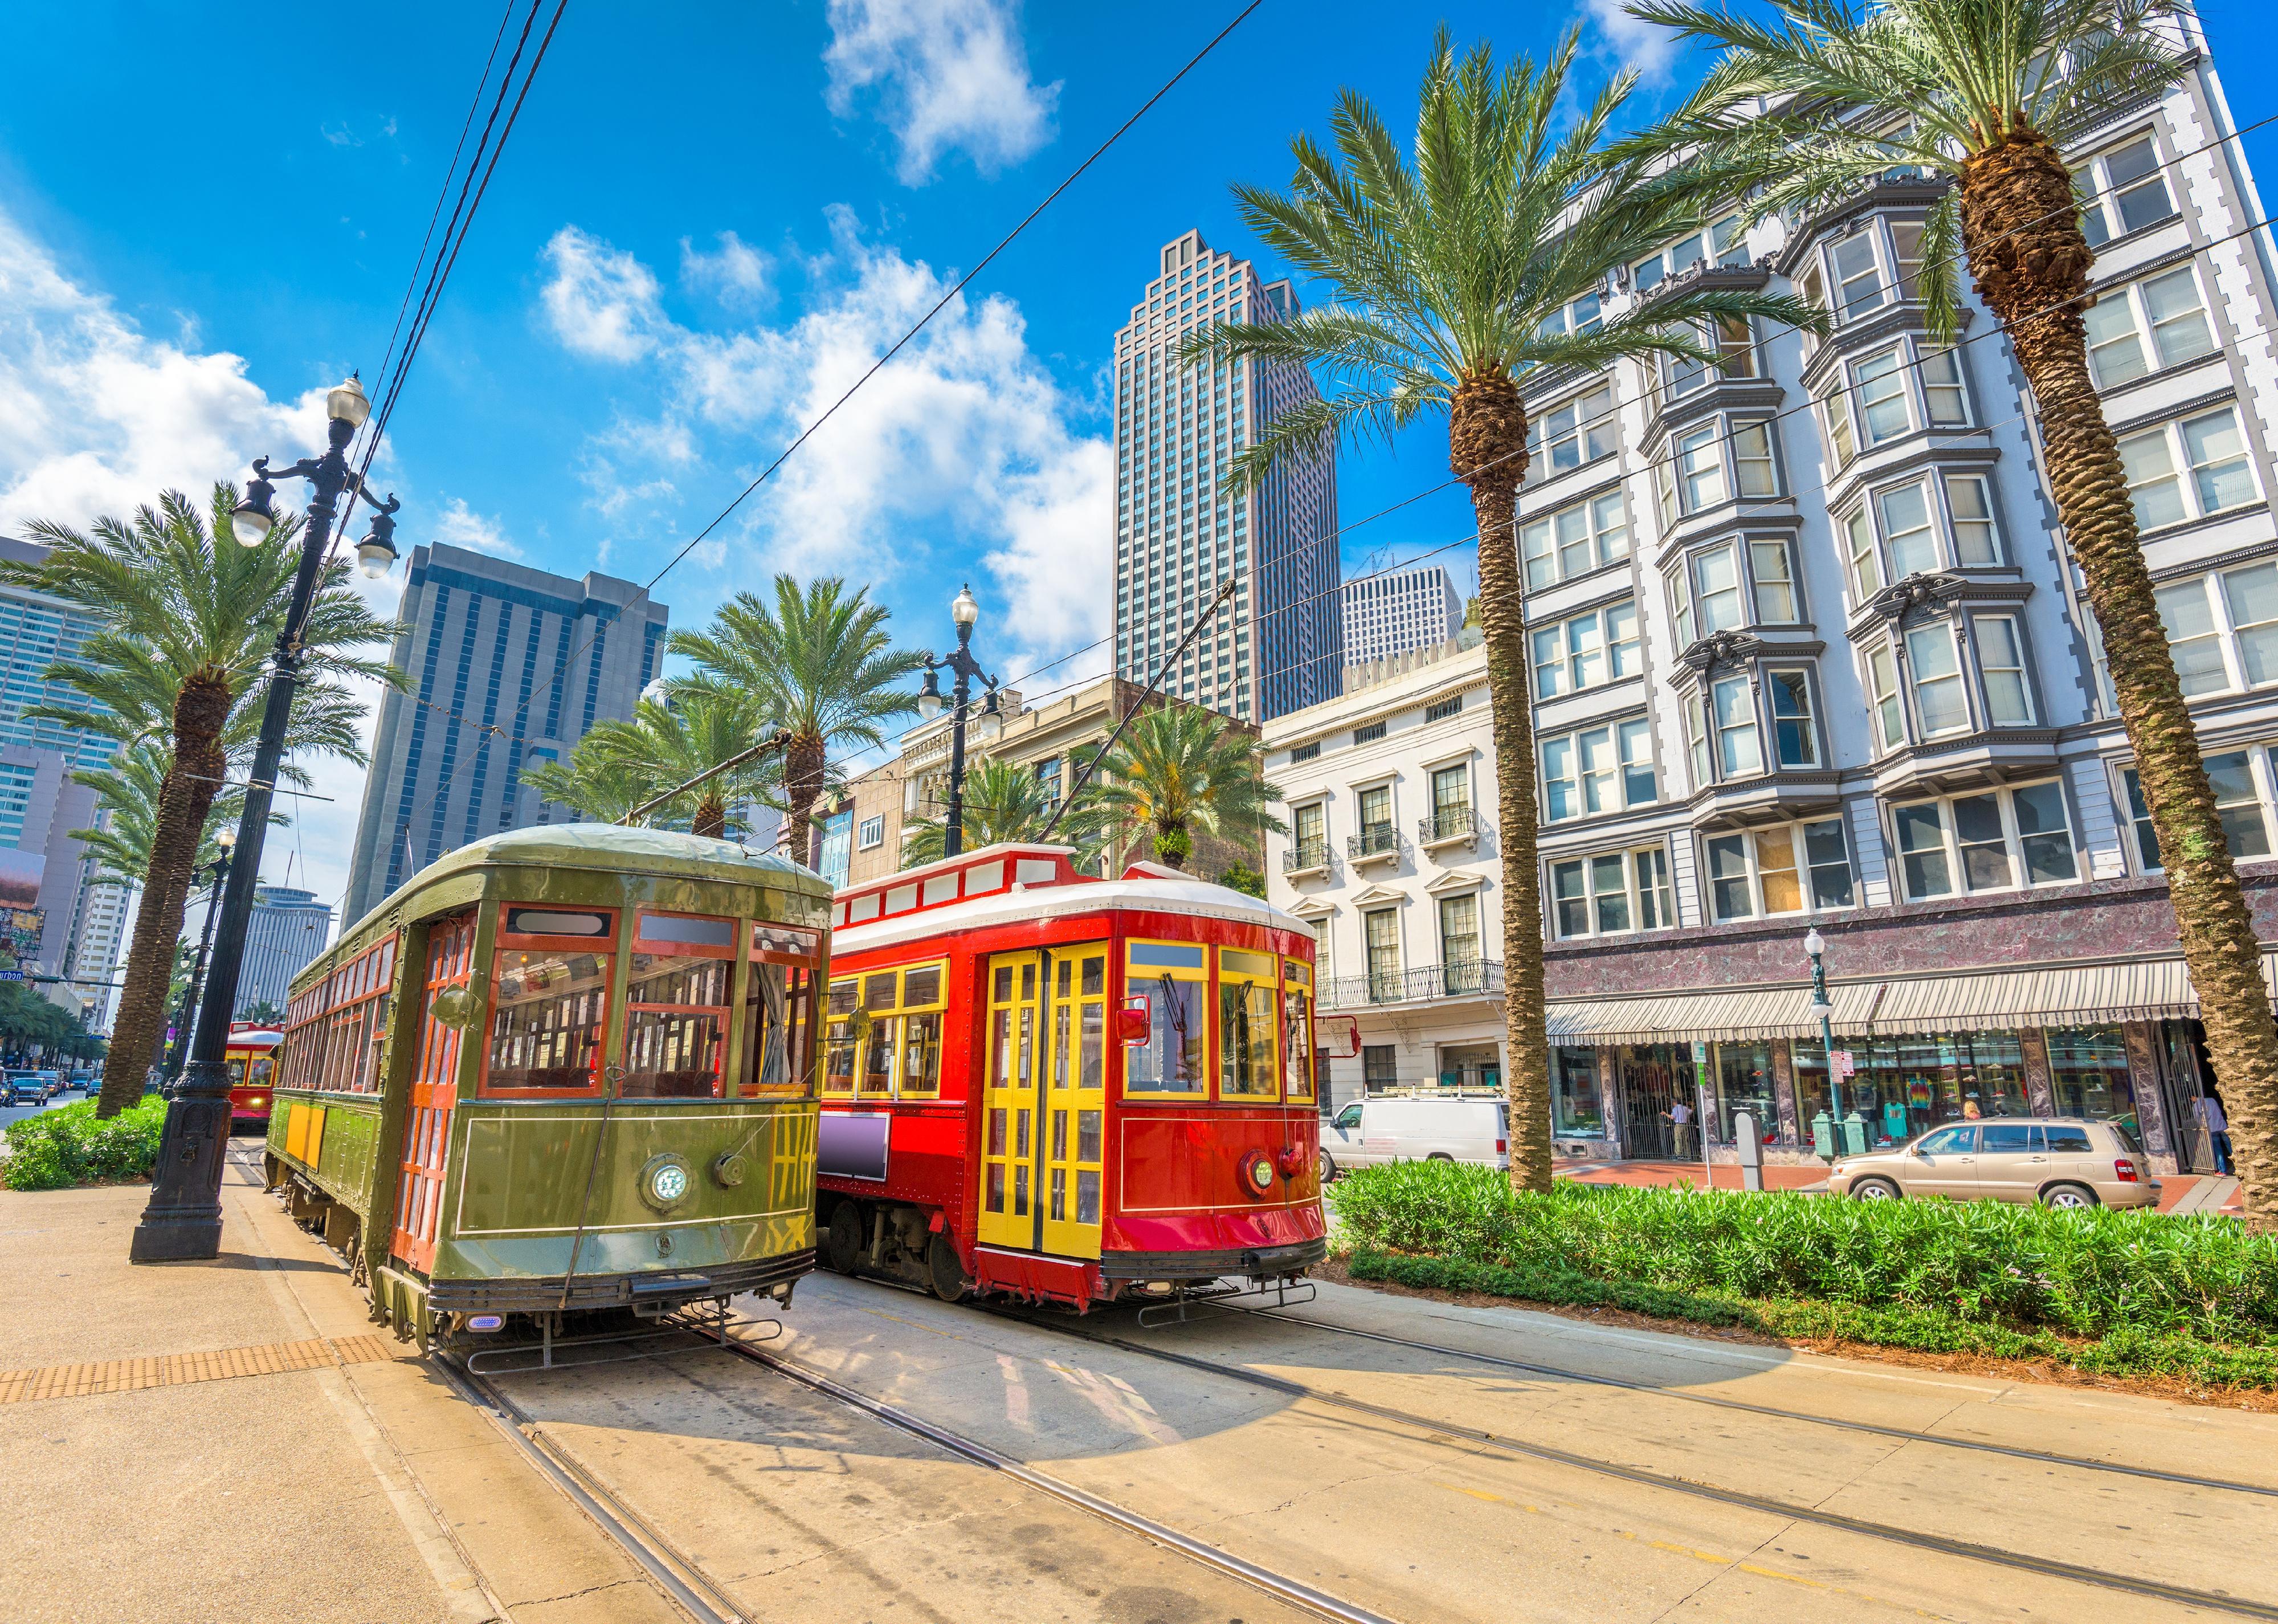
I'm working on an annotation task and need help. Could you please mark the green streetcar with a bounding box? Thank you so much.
[263,825,830,1352]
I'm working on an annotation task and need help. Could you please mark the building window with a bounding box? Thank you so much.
[1665,316,1756,397]
[1975,616,2033,725]
[1705,817,1855,921]
[1291,739,1321,763]
[1356,783,1393,852]
[2086,266,2216,388]
[2121,767,2161,873]
[1876,481,1938,578]
[1710,673,1762,777]
[1691,545,1744,634]
[1521,491,1630,589]
[1890,782,2078,899]
[1948,475,2001,564]
[2081,134,2178,246]
[1362,1043,1398,1091]
[1291,801,1328,869]
[1733,421,1779,496]
[1429,762,1470,829]
[1541,716,1656,821]
[1831,231,1885,318]
[1524,381,1616,482]
[1905,623,1971,736]
[1768,668,1819,766]
[1920,348,1969,427]
[1424,693,1463,723]
[1353,719,1387,745]
[1673,425,1727,515]
[2211,750,2273,857]
[1438,892,1481,973]
[817,810,853,888]
[1823,378,1857,467]
[1550,844,1675,938]
[1531,599,1640,698]
[1363,908,1401,1001]
[2157,561,2278,695]
[1867,643,1904,751]
[856,815,885,850]
[1750,540,1798,623]
[1854,348,1912,443]
[1035,757,1064,805]
[2120,406,2257,530]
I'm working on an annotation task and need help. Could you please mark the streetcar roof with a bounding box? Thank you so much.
[387,823,828,901]
[832,840,1314,957]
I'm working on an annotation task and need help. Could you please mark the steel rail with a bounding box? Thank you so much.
[979,1304,2278,1622]
[714,1333,1401,1624]
[1231,1304,2278,1499]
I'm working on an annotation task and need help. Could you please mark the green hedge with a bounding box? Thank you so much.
[0,1094,167,1191]
[1332,1161,2278,1381]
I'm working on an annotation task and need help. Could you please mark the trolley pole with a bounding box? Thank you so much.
[915,585,998,860]
[131,376,401,1263]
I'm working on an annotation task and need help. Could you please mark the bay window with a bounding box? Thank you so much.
[1712,673,1762,777]
[1750,540,1798,622]
[2086,266,2216,388]
[1889,782,2079,900]
[1920,348,1969,427]
[1521,491,1630,589]
[1948,475,2000,563]
[1692,545,1744,633]
[1768,668,1819,766]
[1877,482,1938,578]
[1846,508,1881,595]
[2120,406,2258,530]
[1541,715,1656,821]
[1832,232,1884,317]
[1855,348,1912,443]
[1822,378,1857,467]
[1733,421,1779,496]
[1975,615,2034,724]
[1705,817,1855,921]
[1675,425,1726,514]
[1905,623,1971,735]
[1867,643,1904,750]
[2080,135,2178,247]
[1551,844,1676,938]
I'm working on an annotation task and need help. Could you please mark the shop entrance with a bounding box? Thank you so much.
[1615,1045,1695,1160]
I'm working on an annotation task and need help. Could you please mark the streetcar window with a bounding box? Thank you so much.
[622,958,731,1099]
[483,950,613,1096]
[1283,960,1309,988]
[845,960,950,1100]
[966,859,1005,894]
[1284,991,1315,1102]
[901,1013,942,1098]
[861,1015,898,1096]
[1125,976,1205,1093]
[1221,948,1274,981]
[637,913,736,949]
[740,962,814,1099]
[823,979,859,1096]
[902,965,942,1006]
[863,973,899,1012]
[1130,942,1206,972]
[505,909,611,938]
[1220,981,1279,1098]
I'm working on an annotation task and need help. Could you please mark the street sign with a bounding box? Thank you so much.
[0,970,22,981]
[1831,1048,1856,1078]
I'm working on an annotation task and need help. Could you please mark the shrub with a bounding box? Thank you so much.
[1333,1160,2278,1346]
[0,1093,169,1191]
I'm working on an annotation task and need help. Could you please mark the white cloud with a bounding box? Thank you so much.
[539,226,666,362]
[823,0,1060,184]
[534,212,1109,673]
[1580,0,1683,85]
[680,230,773,310]
[430,496,521,559]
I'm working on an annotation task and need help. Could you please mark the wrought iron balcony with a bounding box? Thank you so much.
[1318,960,1504,1011]
[1281,839,1331,876]
[1346,823,1401,864]
[1418,806,1480,848]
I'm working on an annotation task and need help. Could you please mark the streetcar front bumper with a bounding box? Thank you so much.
[426,1248,815,1315]
[1100,1237,1328,1284]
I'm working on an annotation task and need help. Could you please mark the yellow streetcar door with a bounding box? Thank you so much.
[976,952,1042,1250]
[1040,944,1108,1259]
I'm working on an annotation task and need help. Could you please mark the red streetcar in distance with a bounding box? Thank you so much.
[226,1024,284,1131]
[815,842,1325,1312]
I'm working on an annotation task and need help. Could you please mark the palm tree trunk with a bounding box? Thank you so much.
[1452,373,1553,1194]
[784,732,827,870]
[97,680,230,1118]
[1963,133,2278,1230]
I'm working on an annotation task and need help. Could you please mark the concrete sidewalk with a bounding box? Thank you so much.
[0,1150,680,1624]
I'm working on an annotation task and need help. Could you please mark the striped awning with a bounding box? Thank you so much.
[1546,953,2278,1046]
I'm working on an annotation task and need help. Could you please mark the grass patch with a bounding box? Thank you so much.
[1333,1161,2278,1388]
[0,1093,167,1191]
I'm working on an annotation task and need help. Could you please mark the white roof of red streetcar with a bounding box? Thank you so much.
[830,841,1314,957]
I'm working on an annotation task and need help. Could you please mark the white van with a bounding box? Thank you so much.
[1318,1095,1509,1180]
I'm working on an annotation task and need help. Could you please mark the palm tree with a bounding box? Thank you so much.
[6,485,402,1116]
[1179,31,1816,1191]
[1084,705,1284,874]
[71,742,255,888]
[1621,1,2272,1228]
[669,576,925,867]
[527,685,781,839]
[900,754,1107,869]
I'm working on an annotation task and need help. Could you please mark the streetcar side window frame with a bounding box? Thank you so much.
[1282,956,1316,1103]
[1217,946,1281,1101]
[1122,939,1211,1098]
[480,908,620,1100]
[741,920,824,1100]
[619,909,738,1100]
[838,958,951,1102]
[283,932,398,1095]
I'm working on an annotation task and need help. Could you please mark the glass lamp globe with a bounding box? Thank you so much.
[215,825,237,851]
[327,374,372,426]
[950,584,979,629]
[231,502,274,547]
[356,536,397,579]
[1803,927,1826,960]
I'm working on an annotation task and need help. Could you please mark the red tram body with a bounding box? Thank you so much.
[815,843,1325,1309]
[226,1025,283,1131]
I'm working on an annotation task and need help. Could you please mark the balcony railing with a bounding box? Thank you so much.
[1347,824,1401,862]
[1319,960,1504,1011]
[1281,839,1330,875]
[1419,806,1480,846]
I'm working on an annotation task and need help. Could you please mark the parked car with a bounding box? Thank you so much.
[1318,1094,1508,1181]
[1828,1117,2158,1209]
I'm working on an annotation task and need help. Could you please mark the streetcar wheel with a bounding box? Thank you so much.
[1318,1148,1337,1185]
[2042,1182,2100,1210]
[927,1234,970,1303]
[1851,1177,1901,1201]
[825,1202,866,1275]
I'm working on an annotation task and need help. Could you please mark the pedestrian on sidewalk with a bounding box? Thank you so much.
[2195,1093,2234,1175]
[1664,1099,1695,1161]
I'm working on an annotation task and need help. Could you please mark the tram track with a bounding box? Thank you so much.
[971,1296,2278,1623]
[1224,1302,2278,1500]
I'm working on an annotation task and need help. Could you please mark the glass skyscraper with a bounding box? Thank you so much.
[1112,229,1341,721]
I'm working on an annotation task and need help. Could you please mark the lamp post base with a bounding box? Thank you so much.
[129,1075,232,1263]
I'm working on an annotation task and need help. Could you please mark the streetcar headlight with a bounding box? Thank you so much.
[1239,1149,1276,1197]
[640,1153,695,1211]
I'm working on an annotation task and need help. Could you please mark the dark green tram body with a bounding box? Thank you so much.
[263,825,830,1345]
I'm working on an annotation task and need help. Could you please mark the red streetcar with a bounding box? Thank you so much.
[815,843,1325,1311]
[226,1024,283,1131]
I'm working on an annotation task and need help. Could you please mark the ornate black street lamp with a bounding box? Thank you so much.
[160,827,235,1087]
[131,375,401,1263]
[1805,927,1849,1158]
[915,585,1001,859]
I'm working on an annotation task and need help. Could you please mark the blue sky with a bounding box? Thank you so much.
[2,0,2275,920]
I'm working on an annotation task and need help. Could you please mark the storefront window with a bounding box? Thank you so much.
[2047,1026,2135,1124]
[1552,1047,1603,1134]
[1843,1033,2030,1142]
[1712,1042,1778,1144]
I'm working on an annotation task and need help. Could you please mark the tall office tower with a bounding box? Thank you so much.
[341,543,669,923]
[236,885,334,1017]
[1341,565,1464,667]
[1111,229,1342,722]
